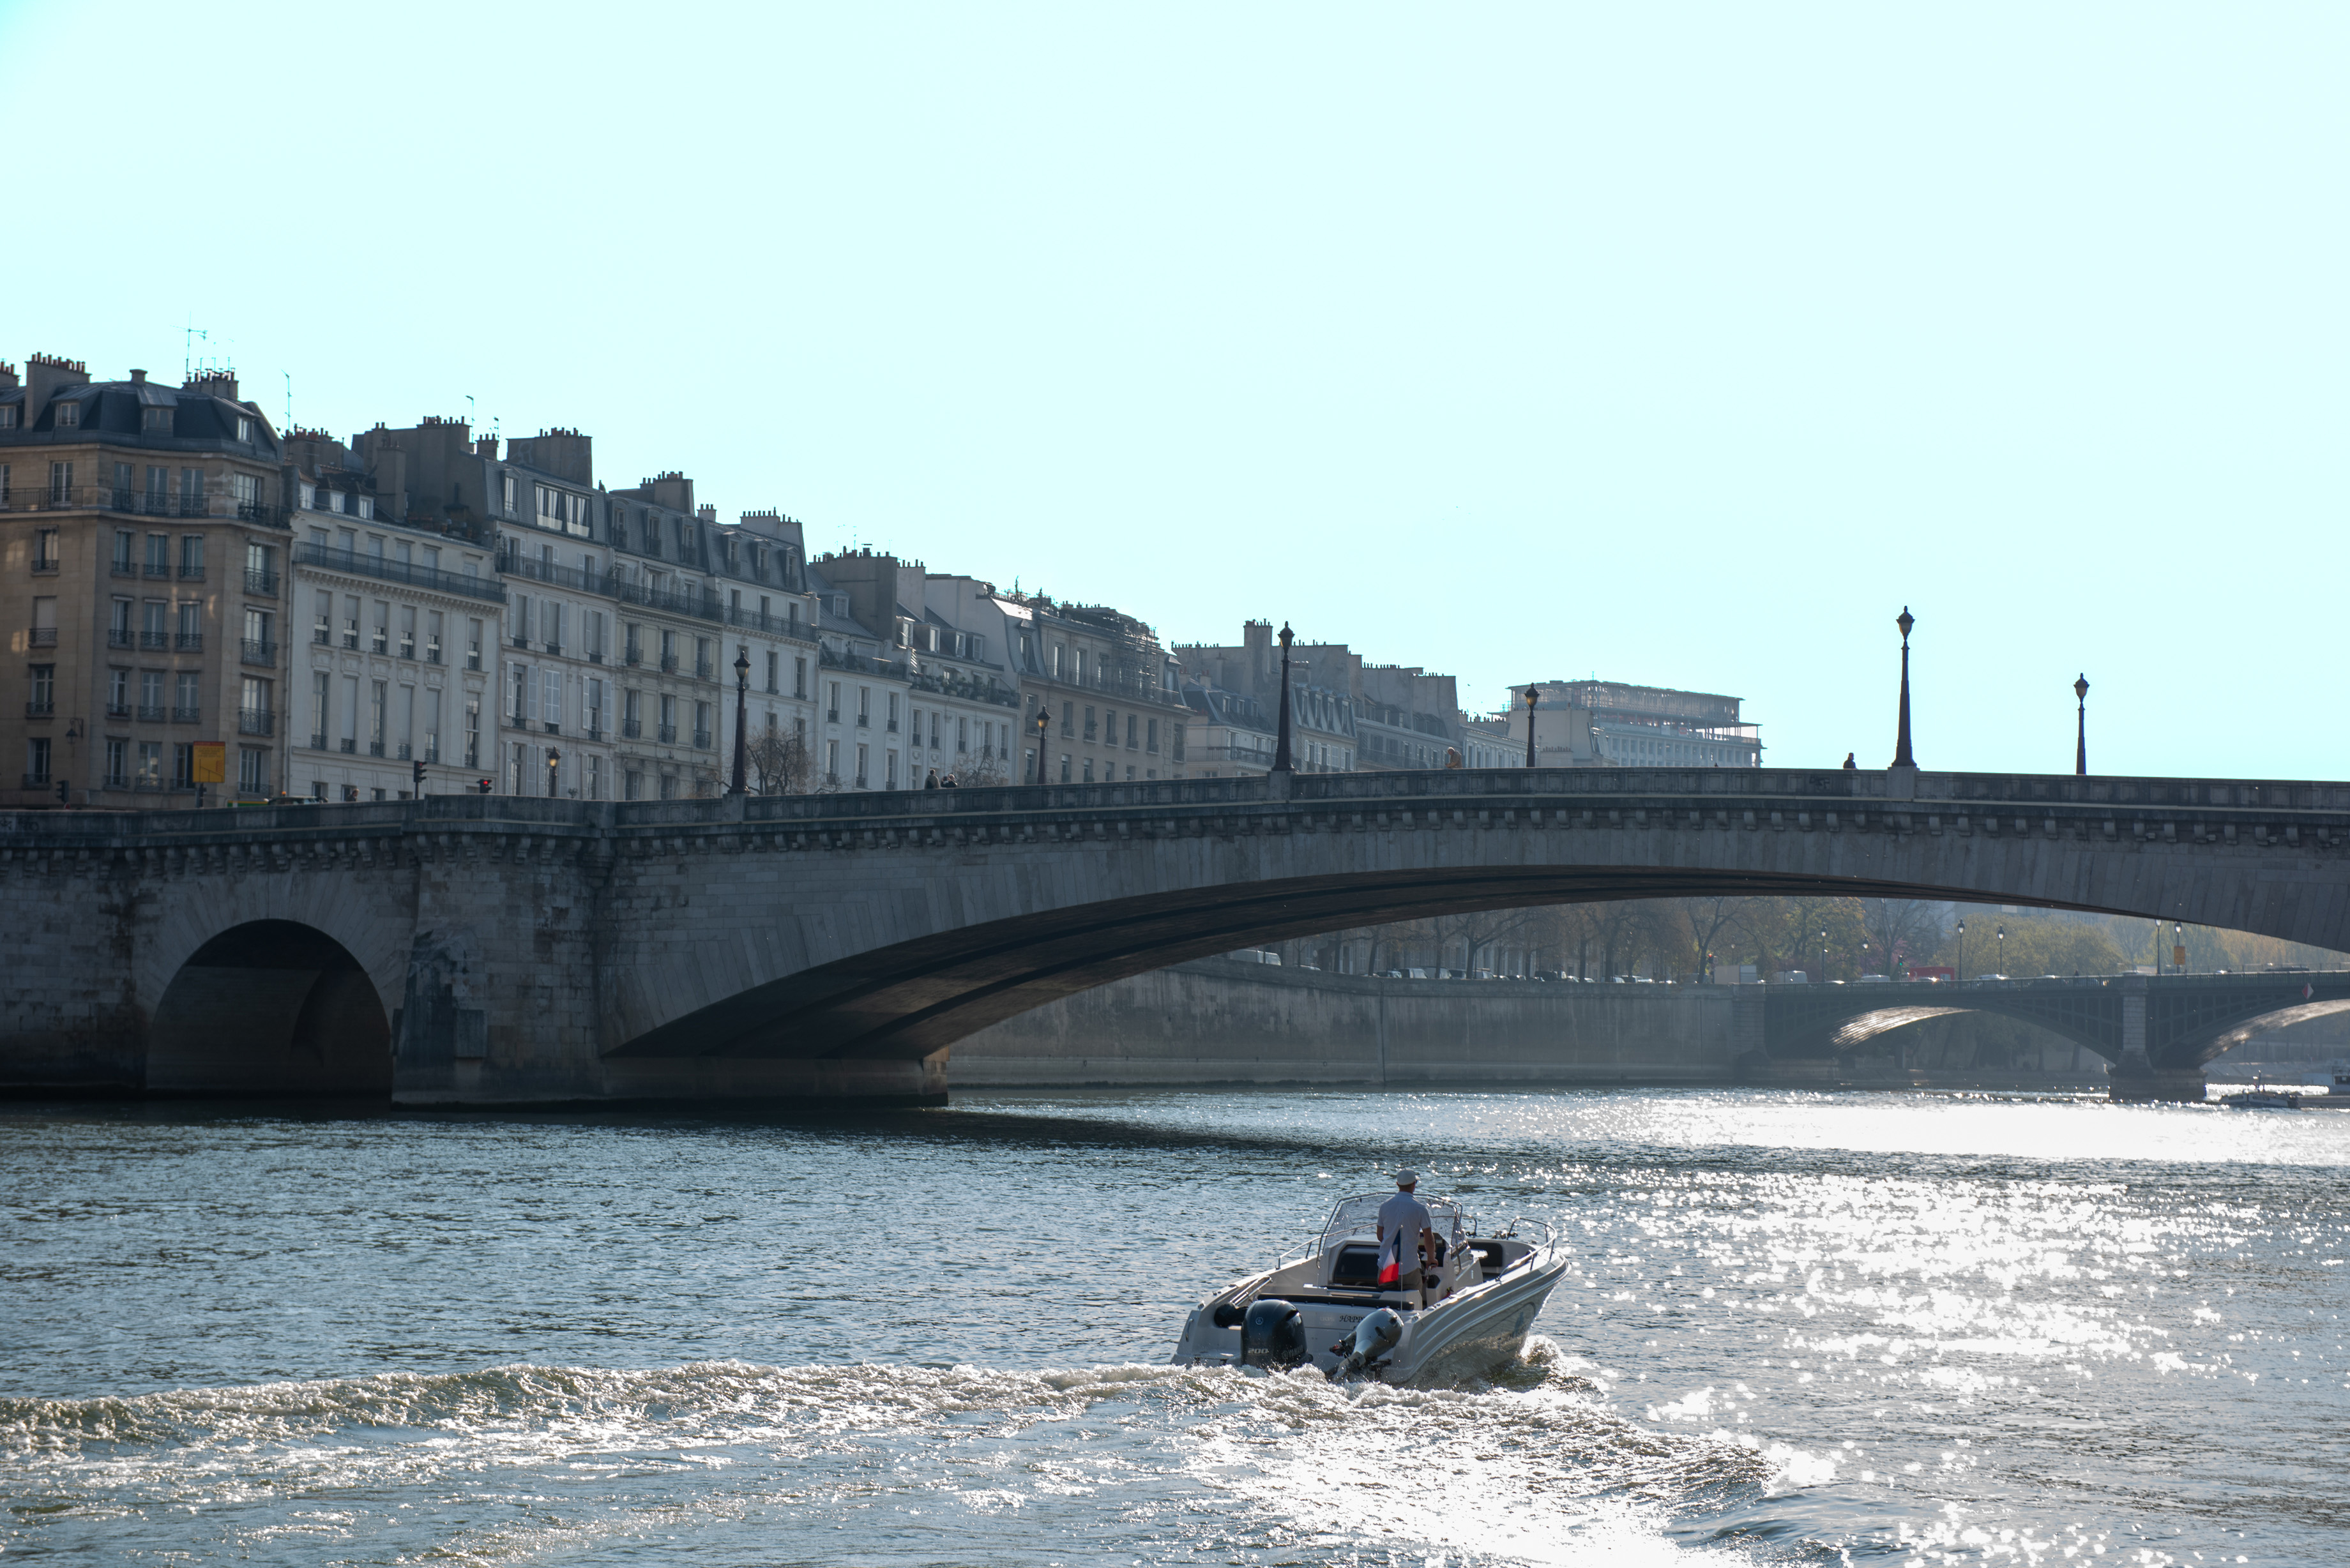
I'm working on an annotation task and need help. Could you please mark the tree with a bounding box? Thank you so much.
[953,750,1010,788]
[745,729,814,795]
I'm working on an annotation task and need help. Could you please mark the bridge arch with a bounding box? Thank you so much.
[148,921,393,1095]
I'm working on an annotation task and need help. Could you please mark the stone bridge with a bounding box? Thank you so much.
[1761,971,2350,1097]
[1,764,2346,1104]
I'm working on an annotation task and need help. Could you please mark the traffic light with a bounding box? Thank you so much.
[412,759,427,791]
[477,778,494,795]
[55,781,68,804]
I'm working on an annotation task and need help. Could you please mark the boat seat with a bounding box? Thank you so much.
[1328,1242,1383,1289]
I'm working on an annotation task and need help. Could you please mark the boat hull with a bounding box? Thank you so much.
[1172,1248,1569,1387]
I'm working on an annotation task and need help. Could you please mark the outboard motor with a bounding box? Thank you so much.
[1329,1308,1404,1383]
[1241,1299,1308,1369]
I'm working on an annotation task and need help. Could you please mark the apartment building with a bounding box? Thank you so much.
[718,509,821,792]
[1354,664,1467,771]
[988,591,1185,784]
[812,550,1021,789]
[1174,621,1360,774]
[2,356,293,804]
[283,431,502,801]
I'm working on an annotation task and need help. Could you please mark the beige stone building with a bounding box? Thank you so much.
[3,356,295,804]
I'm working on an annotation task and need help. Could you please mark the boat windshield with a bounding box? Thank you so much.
[1317,1193,1472,1253]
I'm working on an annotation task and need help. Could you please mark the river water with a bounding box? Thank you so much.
[3,1088,2344,1565]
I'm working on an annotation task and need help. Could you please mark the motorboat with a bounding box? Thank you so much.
[1169,1191,1568,1385]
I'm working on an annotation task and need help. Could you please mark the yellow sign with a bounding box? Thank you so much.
[191,743,226,784]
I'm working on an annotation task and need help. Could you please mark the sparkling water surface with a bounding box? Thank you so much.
[2,1088,2344,1565]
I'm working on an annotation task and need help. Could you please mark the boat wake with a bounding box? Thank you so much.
[1,1345,1833,1565]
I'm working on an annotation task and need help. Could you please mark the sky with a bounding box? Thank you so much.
[4,4,2342,778]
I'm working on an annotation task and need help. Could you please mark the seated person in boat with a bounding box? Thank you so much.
[1377,1169,1439,1305]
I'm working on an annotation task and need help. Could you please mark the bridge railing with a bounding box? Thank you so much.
[6,764,2350,842]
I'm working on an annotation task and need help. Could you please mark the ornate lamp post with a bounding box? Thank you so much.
[1524,684,1539,769]
[1996,923,2005,976]
[1271,622,1296,773]
[2074,673,2089,776]
[1892,607,1917,768]
[1033,705,1051,785]
[1955,916,1966,982]
[545,746,561,799]
[1821,926,1830,983]
[731,649,751,795]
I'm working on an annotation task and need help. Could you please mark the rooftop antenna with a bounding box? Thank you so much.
[283,371,292,432]
[466,394,474,431]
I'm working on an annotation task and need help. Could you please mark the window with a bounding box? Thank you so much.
[694,700,712,749]
[235,416,254,442]
[1082,757,1095,783]
[1059,753,1072,783]
[427,611,443,665]
[232,473,257,510]
[1061,706,1074,738]
[467,618,483,670]
[52,462,75,504]
[26,736,51,785]
[0,406,15,428]
[27,664,55,716]
[765,651,778,693]
[181,468,203,510]
[886,693,900,733]
[310,671,331,746]
[425,688,443,762]
[957,716,968,753]
[1146,718,1158,753]
[625,769,642,801]
[398,605,416,660]
[179,534,203,577]
[55,400,79,430]
[105,737,127,788]
[370,601,389,654]
[1126,714,1138,749]
[107,668,130,716]
[369,681,388,755]
[794,656,808,700]
[239,746,268,794]
[501,474,516,515]
[854,743,868,788]
[33,529,57,571]
[136,741,162,790]
[1084,706,1097,742]
[885,750,897,789]
[464,695,480,767]
[825,739,838,781]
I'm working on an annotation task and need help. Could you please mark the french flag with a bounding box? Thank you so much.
[1379,1227,1409,1286]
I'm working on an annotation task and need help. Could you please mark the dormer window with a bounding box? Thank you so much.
[54,401,79,429]
[142,407,173,433]
[358,496,374,520]
[0,405,17,428]
[299,482,317,510]
[235,416,254,442]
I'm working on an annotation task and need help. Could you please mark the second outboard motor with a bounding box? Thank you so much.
[1329,1308,1404,1383]
[1241,1299,1308,1369]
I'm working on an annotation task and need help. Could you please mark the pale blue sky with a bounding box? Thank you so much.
[6,4,2341,776]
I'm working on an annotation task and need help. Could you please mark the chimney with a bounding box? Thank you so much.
[24,352,89,416]
[1243,619,1273,693]
[474,436,499,460]
[185,368,239,402]
[130,368,147,384]
[508,426,593,486]
[0,361,17,393]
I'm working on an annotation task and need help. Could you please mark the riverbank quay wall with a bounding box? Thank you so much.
[1,765,2347,1105]
[949,959,1747,1088]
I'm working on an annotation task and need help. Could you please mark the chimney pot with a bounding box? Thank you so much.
[130,368,147,384]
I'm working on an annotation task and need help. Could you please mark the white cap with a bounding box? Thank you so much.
[1394,1169,1418,1186]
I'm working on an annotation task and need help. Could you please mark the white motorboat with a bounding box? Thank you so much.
[1170,1191,1569,1385]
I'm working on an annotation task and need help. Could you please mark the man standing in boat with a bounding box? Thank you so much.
[1376,1169,1439,1307]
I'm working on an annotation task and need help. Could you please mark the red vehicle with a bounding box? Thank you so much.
[1904,965,1957,983]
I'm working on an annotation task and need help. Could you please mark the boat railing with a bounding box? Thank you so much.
[1492,1216,1557,1249]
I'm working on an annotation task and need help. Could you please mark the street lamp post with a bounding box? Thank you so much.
[1955,916,1966,982]
[1271,622,1296,773]
[1821,927,1830,984]
[730,649,750,795]
[1892,607,1917,768]
[1033,705,1051,785]
[1524,684,1539,769]
[2074,674,2089,776]
[1996,923,2005,977]
[545,746,561,799]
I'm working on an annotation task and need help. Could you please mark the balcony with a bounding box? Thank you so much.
[245,569,278,596]
[289,543,507,605]
[172,705,200,723]
[106,701,131,718]
[238,708,275,736]
[887,719,900,734]
[398,638,415,660]
[855,714,870,728]
[658,723,678,744]
[110,561,137,578]
[623,718,642,739]
[588,650,603,665]
[660,654,678,674]
[22,773,53,788]
[397,743,412,760]
[692,729,713,750]
[342,630,360,650]
[695,660,714,681]
[137,704,166,722]
[339,738,356,754]
[143,562,171,580]
[585,725,603,743]
[826,708,839,723]
[426,643,442,665]
[368,741,385,757]
[308,732,327,750]
[103,773,130,790]
[140,630,170,651]
[623,647,642,667]
[543,642,562,657]
[175,632,203,652]
[512,634,531,648]
[29,627,56,647]
[33,559,59,576]
[313,628,331,645]
[370,635,388,655]
[178,564,205,582]
[424,744,440,764]
[542,721,559,735]
[25,700,54,718]
[240,638,277,665]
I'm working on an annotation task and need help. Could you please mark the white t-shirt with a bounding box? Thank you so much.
[1377,1190,1432,1272]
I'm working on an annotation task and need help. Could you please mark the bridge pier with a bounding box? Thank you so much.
[2108,983,2206,1103]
